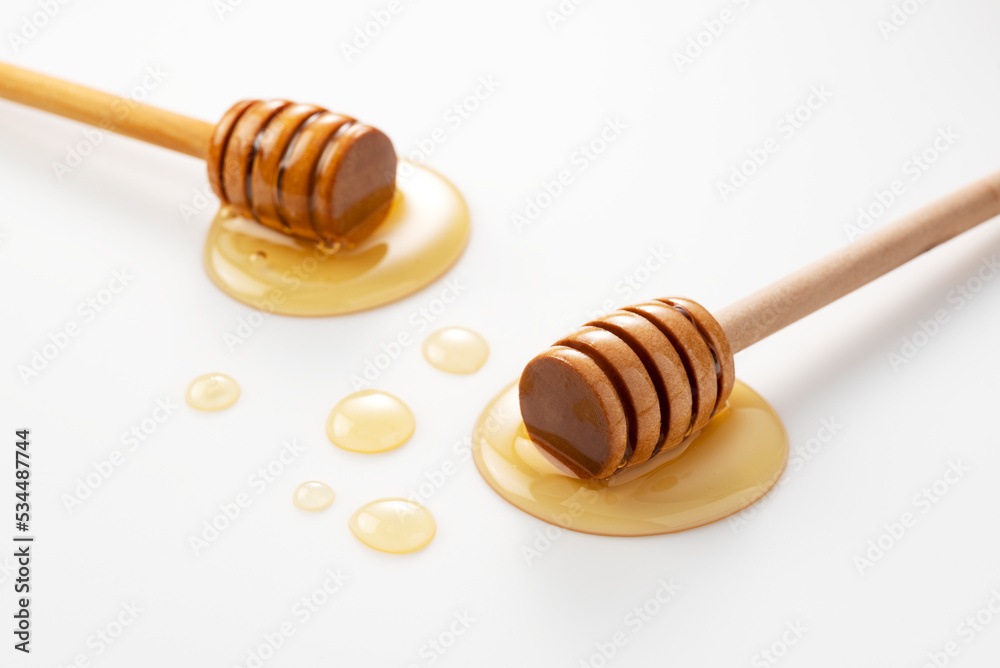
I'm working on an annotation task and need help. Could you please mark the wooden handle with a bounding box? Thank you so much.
[0,61,399,246]
[0,60,213,159]
[715,170,1000,353]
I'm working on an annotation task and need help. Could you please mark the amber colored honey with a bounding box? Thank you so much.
[472,380,788,536]
[204,161,469,317]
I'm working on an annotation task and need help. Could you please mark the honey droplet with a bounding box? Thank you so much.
[185,373,241,411]
[204,161,470,317]
[422,327,489,374]
[349,498,436,554]
[292,481,336,511]
[472,380,788,536]
[326,390,415,453]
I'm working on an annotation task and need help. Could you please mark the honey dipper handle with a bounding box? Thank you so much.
[0,60,213,159]
[715,169,1000,353]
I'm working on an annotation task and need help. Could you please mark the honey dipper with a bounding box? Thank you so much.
[0,61,396,246]
[520,170,1000,479]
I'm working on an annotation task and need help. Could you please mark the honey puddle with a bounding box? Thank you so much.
[293,481,336,511]
[326,390,415,454]
[472,380,788,536]
[422,327,489,374]
[349,498,436,554]
[185,373,241,411]
[204,161,469,317]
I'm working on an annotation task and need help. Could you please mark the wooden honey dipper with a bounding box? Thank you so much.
[0,61,397,246]
[520,170,1000,479]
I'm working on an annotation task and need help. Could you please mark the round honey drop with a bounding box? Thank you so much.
[203,161,470,317]
[422,327,489,374]
[185,373,241,411]
[472,380,788,536]
[326,390,415,453]
[349,498,436,554]
[293,481,336,511]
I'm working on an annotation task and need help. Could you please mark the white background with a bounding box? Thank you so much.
[3,0,1000,666]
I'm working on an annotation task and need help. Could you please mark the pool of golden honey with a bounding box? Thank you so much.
[349,498,436,554]
[185,373,241,411]
[293,481,336,511]
[326,390,415,453]
[422,327,489,374]
[472,380,788,536]
[204,161,470,317]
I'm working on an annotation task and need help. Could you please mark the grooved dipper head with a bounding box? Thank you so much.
[519,346,628,479]
[207,99,397,246]
[518,298,735,480]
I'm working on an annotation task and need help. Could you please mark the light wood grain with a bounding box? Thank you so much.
[715,170,1000,352]
[0,60,213,159]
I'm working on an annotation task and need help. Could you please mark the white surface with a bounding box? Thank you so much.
[3,1,1000,666]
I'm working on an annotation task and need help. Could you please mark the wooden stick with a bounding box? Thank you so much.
[0,61,399,245]
[523,169,1000,478]
[715,169,1000,352]
[0,60,213,159]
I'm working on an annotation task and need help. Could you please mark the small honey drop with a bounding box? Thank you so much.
[204,161,470,317]
[349,498,436,554]
[422,327,489,374]
[326,390,415,453]
[185,373,241,411]
[293,481,336,511]
[472,380,788,536]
